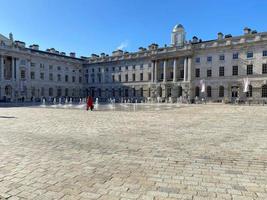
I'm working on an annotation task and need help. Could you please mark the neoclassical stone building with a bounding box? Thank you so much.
[1,24,267,102]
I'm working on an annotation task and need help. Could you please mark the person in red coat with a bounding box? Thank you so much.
[86,96,94,111]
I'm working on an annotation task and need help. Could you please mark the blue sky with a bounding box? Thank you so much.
[0,0,267,57]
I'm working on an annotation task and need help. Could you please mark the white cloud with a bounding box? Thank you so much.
[117,40,129,50]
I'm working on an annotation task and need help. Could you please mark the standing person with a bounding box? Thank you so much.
[86,96,94,111]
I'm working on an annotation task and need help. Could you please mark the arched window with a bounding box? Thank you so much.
[5,85,12,96]
[132,88,136,97]
[219,86,224,97]
[262,85,267,97]
[207,86,212,97]
[246,85,252,97]
[65,88,69,97]
[195,86,200,97]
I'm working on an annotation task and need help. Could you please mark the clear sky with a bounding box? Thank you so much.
[0,0,267,57]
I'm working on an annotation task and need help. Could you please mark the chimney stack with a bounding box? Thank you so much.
[217,32,224,40]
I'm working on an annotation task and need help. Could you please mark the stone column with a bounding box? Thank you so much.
[184,57,188,82]
[12,57,16,80]
[151,61,154,83]
[0,55,3,81]
[154,60,158,82]
[163,60,167,82]
[187,57,192,82]
[173,58,177,82]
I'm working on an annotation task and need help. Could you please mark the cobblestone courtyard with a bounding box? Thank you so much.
[0,105,267,200]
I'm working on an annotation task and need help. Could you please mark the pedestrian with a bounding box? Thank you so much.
[86,96,94,111]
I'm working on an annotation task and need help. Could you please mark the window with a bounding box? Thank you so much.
[263,50,267,57]
[132,74,136,81]
[40,63,45,69]
[79,77,82,83]
[30,62,35,67]
[118,74,121,82]
[92,68,94,73]
[125,74,128,82]
[49,73,53,81]
[207,69,212,77]
[195,87,200,97]
[57,66,61,71]
[195,57,200,63]
[246,85,252,97]
[65,75,69,82]
[105,67,108,72]
[112,67,115,72]
[207,86,212,97]
[65,88,69,97]
[207,56,212,62]
[41,88,45,96]
[148,73,151,81]
[132,88,136,96]
[118,66,121,71]
[98,68,101,72]
[247,52,253,58]
[232,66,238,76]
[57,74,61,81]
[49,88,53,96]
[140,73,143,81]
[49,65,53,70]
[132,65,135,70]
[72,76,76,82]
[233,53,239,59]
[112,75,115,82]
[219,86,224,97]
[219,55,225,61]
[195,68,200,78]
[140,64,143,69]
[40,72,44,80]
[262,85,267,97]
[20,70,25,80]
[262,64,267,74]
[140,88,143,97]
[30,71,35,80]
[20,60,26,65]
[247,65,253,75]
[180,70,184,79]
[125,66,128,70]
[219,66,224,77]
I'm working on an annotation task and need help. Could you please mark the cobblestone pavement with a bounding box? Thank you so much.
[0,105,267,200]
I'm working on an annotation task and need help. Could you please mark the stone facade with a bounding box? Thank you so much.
[1,25,267,102]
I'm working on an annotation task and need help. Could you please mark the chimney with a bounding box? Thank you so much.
[244,27,251,35]
[70,52,76,57]
[217,32,224,40]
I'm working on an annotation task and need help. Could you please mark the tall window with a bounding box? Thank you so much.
[112,75,115,82]
[195,68,200,78]
[246,85,252,97]
[118,74,121,82]
[30,71,35,80]
[219,55,225,61]
[219,86,224,97]
[195,87,200,97]
[207,86,212,97]
[247,65,253,75]
[207,69,212,77]
[57,74,61,82]
[262,64,267,74]
[148,73,151,81]
[140,88,143,97]
[132,74,135,81]
[262,85,267,97]
[20,70,26,80]
[232,66,238,76]
[247,52,253,58]
[125,74,128,82]
[49,88,53,96]
[49,73,53,81]
[65,75,69,82]
[263,50,267,57]
[140,73,143,81]
[195,57,200,63]
[40,72,44,80]
[207,56,212,62]
[233,53,239,59]
[219,66,224,77]
[72,76,76,82]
